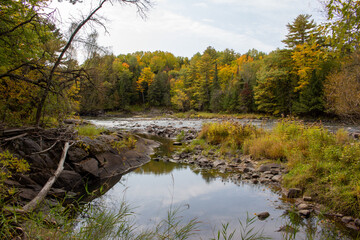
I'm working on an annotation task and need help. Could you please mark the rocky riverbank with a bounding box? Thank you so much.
[142,123,360,233]
[1,127,159,207]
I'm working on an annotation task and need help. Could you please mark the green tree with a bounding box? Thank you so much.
[322,0,360,55]
[282,14,317,48]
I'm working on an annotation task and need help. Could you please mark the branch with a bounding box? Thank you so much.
[21,142,70,213]
[29,140,60,155]
[0,14,38,37]
[48,0,108,81]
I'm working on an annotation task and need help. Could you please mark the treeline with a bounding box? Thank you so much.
[80,11,360,119]
[1,0,360,127]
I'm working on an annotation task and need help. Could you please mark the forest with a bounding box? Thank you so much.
[0,0,360,127]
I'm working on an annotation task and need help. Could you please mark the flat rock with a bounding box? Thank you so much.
[213,160,226,168]
[272,175,282,182]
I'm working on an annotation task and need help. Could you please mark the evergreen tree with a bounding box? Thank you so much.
[282,14,317,48]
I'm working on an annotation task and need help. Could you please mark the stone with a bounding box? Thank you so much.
[252,173,260,178]
[232,158,242,163]
[286,188,302,198]
[252,179,259,184]
[303,196,312,202]
[354,219,360,227]
[67,147,89,163]
[258,165,271,172]
[298,210,311,218]
[213,160,226,168]
[345,223,359,231]
[297,203,310,210]
[257,212,270,220]
[272,175,282,182]
[54,170,84,192]
[75,158,99,177]
[341,216,353,224]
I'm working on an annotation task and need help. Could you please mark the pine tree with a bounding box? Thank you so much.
[282,14,317,48]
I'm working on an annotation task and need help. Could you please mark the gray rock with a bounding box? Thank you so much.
[299,210,311,218]
[287,188,302,198]
[297,203,311,210]
[354,219,360,227]
[303,196,312,201]
[341,216,353,224]
[75,158,99,177]
[213,160,226,168]
[345,223,359,231]
[258,165,271,172]
[272,175,282,182]
[257,212,270,220]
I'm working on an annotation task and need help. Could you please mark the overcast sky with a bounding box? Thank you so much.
[50,0,326,58]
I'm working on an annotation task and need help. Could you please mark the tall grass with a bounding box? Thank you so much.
[195,120,360,218]
[198,121,261,155]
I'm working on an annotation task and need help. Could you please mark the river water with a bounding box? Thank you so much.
[84,117,359,239]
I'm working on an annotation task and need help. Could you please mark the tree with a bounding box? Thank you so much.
[254,50,295,115]
[322,0,360,55]
[282,14,317,48]
[324,51,360,120]
[0,0,152,125]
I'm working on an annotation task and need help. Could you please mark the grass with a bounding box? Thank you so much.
[75,125,105,138]
[190,119,360,218]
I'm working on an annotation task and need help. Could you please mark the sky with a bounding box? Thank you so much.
[49,0,326,59]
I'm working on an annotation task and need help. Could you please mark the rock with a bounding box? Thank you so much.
[173,142,182,146]
[297,203,311,210]
[272,175,282,182]
[341,216,353,224]
[243,167,253,173]
[257,212,270,220]
[303,196,312,201]
[252,179,259,184]
[354,219,360,227]
[75,158,99,177]
[299,210,311,218]
[258,165,271,172]
[286,188,302,198]
[54,170,84,192]
[19,188,39,200]
[345,223,359,231]
[251,173,260,178]
[213,160,226,168]
[67,147,89,163]
[232,158,241,164]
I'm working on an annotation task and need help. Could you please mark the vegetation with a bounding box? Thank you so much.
[75,125,106,138]
[111,135,138,151]
[193,120,360,218]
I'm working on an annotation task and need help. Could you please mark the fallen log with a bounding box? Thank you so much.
[20,142,70,213]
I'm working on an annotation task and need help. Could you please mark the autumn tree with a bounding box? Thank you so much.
[324,51,360,119]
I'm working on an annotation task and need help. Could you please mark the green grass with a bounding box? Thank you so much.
[75,125,105,138]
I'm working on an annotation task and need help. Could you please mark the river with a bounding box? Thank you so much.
[82,116,359,239]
